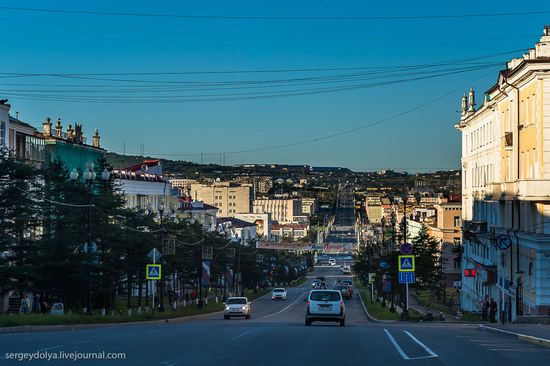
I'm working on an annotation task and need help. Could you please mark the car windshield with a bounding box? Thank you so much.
[273,289,284,292]
[226,298,247,304]
[336,285,348,290]
[310,291,341,301]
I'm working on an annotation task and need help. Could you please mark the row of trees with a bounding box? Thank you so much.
[0,153,308,313]
[354,224,443,307]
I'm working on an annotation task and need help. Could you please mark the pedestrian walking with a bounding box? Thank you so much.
[490,298,497,323]
[481,295,489,321]
[19,293,30,315]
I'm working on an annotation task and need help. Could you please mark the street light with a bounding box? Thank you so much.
[157,200,165,312]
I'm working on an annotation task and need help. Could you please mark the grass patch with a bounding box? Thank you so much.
[0,304,224,328]
[413,289,458,316]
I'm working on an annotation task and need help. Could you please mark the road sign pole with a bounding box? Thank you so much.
[152,254,155,313]
[405,282,409,320]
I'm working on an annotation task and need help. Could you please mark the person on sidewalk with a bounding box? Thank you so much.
[481,295,489,321]
[19,293,30,315]
[490,298,497,323]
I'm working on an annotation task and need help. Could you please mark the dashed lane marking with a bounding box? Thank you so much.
[384,329,439,361]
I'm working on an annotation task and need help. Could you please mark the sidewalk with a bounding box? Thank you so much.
[479,323,550,347]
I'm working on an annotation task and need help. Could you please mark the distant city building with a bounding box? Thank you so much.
[113,159,178,218]
[178,200,218,231]
[429,203,463,288]
[190,182,252,216]
[231,212,272,240]
[169,178,198,195]
[217,217,257,242]
[301,198,318,216]
[253,198,302,224]
[271,223,308,241]
[455,26,550,321]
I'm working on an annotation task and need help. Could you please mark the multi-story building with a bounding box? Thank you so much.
[190,182,252,216]
[301,198,318,216]
[231,213,272,240]
[168,178,197,195]
[429,202,463,288]
[114,159,178,218]
[252,198,302,224]
[271,223,308,242]
[455,26,550,321]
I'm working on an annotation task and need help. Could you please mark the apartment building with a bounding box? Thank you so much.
[252,198,302,224]
[301,197,318,215]
[190,182,251,216]
[455,26,550,321]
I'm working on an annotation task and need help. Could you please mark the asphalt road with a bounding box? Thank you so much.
[2,266,549,366]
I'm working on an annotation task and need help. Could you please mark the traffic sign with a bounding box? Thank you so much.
[400,243,413,255]
[147,248,162,261]
[496,234,512,250]
[368,273,376,284]
[146,264,162,280]
[398,272,415,284]
[398,255,415,272]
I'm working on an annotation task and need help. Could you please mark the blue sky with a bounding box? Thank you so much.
[1,1,548,172]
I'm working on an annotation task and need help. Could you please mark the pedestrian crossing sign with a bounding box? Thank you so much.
[146,264,162,280]
[398,255,415,272]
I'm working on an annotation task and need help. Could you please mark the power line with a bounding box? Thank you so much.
[0,6,548,21]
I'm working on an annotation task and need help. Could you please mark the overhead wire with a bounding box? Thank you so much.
[0,6,548,21]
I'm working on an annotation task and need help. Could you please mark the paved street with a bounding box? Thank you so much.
[2,265,549,366]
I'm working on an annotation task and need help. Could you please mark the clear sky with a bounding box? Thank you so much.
[1,1,549,172]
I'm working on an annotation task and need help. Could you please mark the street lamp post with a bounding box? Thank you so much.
[99,168,110,316]
[158,201,165,312]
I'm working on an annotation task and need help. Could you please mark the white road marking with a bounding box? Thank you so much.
[72,340,92,345]
[384,329,439,361]
[256,290,309,320]
[403,330,439,358]
[384,329,410,360]
[37,345,63,351]
[229,329,258,342]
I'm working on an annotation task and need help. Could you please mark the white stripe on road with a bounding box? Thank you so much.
[384,329,410,360]
[256,290,309,320]
[37,345,63,351]
[403,330,438,358]
[229,329,259,342]
[384,329,438,361]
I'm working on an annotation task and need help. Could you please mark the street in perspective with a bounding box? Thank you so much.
[1,1,550,365]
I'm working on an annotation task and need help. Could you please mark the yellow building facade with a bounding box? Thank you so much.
[456,26,550,321]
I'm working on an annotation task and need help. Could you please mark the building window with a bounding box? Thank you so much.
[454,216,460,227]
[0,121,5,147]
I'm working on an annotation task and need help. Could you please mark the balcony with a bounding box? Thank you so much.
[500,182,518,198]
[518,180,550,201]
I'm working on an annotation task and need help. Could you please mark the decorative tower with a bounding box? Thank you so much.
[92,129,101,148]
[461,93,467,117]
[66,124,75,141]
[55,118,62,137]
[42,117,52,137]
[467,87,476,113]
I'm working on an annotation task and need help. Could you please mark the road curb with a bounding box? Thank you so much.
[357,289,396,323]
[478,325,550,348]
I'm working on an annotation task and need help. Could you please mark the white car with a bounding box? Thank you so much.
[342,266,351,274]
[328,259,336,266]
[272,288,287,300]
[311,279,321,288]
[305,290,345,326]
[224,297,251,319]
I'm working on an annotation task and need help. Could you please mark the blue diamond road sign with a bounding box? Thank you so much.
[398,255,415,272]
[398,272,415,284]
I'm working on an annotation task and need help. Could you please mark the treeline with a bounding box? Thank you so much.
[0,153,309,313]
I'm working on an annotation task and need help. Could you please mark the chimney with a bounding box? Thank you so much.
[55,118,62,137]
[467,87,476,113]
[92,129,101,148]
[42,117,52,137]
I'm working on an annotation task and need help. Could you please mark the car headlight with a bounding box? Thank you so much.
[225,306,230,310]
[241,306,247,310]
